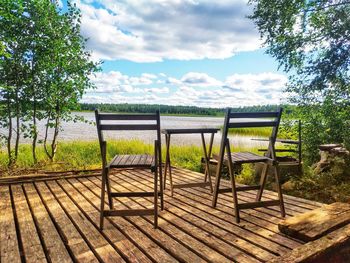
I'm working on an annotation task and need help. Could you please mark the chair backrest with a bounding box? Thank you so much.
[95,109,161,166]
[220,108,283,159]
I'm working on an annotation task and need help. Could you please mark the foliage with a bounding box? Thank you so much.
[249,0,350,164]
[286,155,350,203]
[0,0,99,166]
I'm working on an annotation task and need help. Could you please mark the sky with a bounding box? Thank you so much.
[63,0,289,108]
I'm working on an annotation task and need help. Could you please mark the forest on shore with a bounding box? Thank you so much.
[79,103,295,116]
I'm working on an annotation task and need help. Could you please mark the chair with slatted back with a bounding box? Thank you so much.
[95,109,163,229]
[212,108,285,223]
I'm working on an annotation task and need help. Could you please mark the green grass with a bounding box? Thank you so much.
[0,139,258,176]
[228,127,273,137]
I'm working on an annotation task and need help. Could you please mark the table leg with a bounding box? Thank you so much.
[204,133,214,182]
[207,133,214,192]
[164,134,169,189]
[164,134,174,196]
[201,133,213,193]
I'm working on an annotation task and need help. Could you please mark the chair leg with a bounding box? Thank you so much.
[207,166,213,193]
[207,133,215,193]
[159,161,164,211]
[256,163,269,202]
[225,142,240,223]
[229,165,240,223]
[105,168,113,210]
[274,164,286,217]
[100,168,107,230]
[201,133,213,193]
[154,165,159,229]
[169,163,174,197]
[212,163,222,207]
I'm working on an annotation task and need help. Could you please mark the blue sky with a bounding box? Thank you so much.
[63,0,288,107]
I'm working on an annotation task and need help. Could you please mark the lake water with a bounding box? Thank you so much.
[1,112,269,149]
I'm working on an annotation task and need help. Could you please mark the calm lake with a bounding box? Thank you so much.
[2,112,268,148]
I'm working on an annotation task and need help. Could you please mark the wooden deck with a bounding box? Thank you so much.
[0,167,323,263]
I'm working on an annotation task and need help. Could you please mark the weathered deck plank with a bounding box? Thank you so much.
[279,202,350,242]
[130,169,302,249]
[0,186,21,263]
[23,183,72,263]
[88,176,233,262]
[46,180,125,262]
[11,184,47,263]
[0,167,326,263]
[98,175,261,262]
[60,178,165,263]
[34,182,98,262]
[113,171,286,259]
[77,177,205,263]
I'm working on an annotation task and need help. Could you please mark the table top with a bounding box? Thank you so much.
[161,128,220,135]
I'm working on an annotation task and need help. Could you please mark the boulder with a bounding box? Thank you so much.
[314,144,350,174]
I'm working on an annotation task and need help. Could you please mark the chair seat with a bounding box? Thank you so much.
[109,154,155,169]
[213,152,272,164]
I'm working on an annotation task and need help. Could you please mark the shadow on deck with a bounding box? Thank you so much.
[0,167,323,262]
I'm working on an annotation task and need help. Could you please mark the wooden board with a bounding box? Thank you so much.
[278,202,350,242]
[23,184,72,263]
[269,223,350,263]
[0,186,21,263]
[0,166,327,263]
[34,182,98,262]
[46,180,125,262]
[60,178,163,263]
[99,174,261,262]
[76,177,203,263]
[121,169,300,251]
[11,184,47,263]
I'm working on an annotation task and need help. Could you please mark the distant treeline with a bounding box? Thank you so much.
[79,103,295,116]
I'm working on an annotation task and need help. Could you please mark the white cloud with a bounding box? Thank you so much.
[129,76,153,86]
[166,77,183,85]
[181,72,222,87]
[76,0,261,62]
[224,72,288,93]
[141,73,158,79]
[165,72,222,88]
[83,70,288,107]
[144,87,170,94]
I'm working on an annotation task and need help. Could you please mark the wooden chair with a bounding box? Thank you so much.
[212,108,285,223]
[95,110,163,230]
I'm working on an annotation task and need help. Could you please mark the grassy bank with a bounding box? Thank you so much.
[229,127,272,137]
[0,139,260,175]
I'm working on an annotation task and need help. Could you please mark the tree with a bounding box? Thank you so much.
[249,0,350,163]
[40,2,99,161]
[0,0,28,166]
[0,0,99,166]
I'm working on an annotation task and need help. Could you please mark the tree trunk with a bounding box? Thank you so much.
[50,110,60,161]
[32,97,38,164]
[14,87,20,160]
[6,94,13,167]
[44,109,53,159]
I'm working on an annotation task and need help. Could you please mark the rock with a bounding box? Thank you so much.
[314,144,350,175]
[318,144,342,151]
